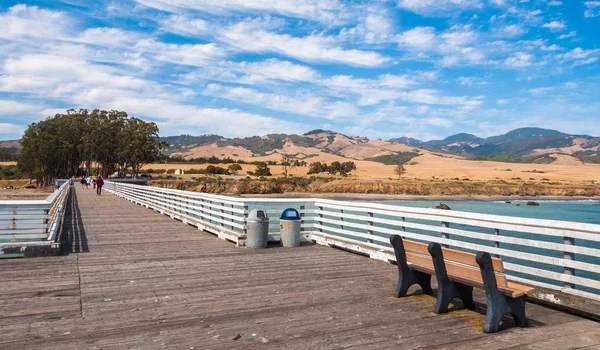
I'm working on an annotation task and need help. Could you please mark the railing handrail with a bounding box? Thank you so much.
[0,180,71,243]
[0,180,71,207]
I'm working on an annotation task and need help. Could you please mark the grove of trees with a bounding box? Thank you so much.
[247,162,272,176]
[0,147,17,161]
[18,109,166,186]
[307,161,356,175]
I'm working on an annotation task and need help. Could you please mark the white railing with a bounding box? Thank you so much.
[311,199,600,302]
[0,180,71,245]
[104,181,600,302]
[104,181,311,243]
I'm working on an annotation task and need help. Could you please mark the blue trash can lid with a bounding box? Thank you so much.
[280,208,301,220]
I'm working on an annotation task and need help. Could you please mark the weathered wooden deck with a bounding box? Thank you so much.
[0,186,598,349]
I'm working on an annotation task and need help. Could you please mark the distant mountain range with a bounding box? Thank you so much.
[3,128,600,163]
[389,127,600,157]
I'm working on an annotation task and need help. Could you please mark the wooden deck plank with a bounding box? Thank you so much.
[0,186,598,349]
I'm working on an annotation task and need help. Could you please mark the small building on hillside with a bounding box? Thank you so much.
[174,169,185,175]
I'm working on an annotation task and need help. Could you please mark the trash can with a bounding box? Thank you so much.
[279,208,301,247]
[246,209,269,248]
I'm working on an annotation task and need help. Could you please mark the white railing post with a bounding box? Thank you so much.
[318,206,323,233]
[564,236,575,289]
[231,204,235,230]
[300,205,305,233]
[243,205,249,235]
[401,217,406,236]
[367,212,373,243]
[220,202,225,229]
[495,228,500,258]
[441,221,449,248]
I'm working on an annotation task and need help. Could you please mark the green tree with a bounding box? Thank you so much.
[280,152,296,178]
[395,163,406,179]
[0,147,16,161]
[227,163,242,174]
[18,109,165,185]
[252,162,272,176]
[307,162,328,174]
[340,161,356,175]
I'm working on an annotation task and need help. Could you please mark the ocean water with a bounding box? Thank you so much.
[376,199,600,225]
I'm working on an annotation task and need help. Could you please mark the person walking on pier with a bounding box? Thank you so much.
[96,176,104,196]
[85,176,92,189]
[80,178,86,189]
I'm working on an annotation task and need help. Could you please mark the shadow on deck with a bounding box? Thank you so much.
[60,189,89,254]
[0,187,598,349]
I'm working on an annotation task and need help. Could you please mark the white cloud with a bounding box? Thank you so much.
[159,15,210,36]
[457,76,488,86]
[504,52,534,67]
[584,1,600,18]
[0,123,25,135]
[135,39,226,66]
[204,83,358,119]
[0,53,305,137]
[493,24,527,38]
[525,87,553,95]
[563,47,600,60]
[76,27,142,48]
[558,31,576,39]
[114,96,309,137]
[547,1,562,6]
[397,25,485,67]
[0,100,44,115]
[540,44,561,51]
[218,20,391,67]
[396,27,438,50]
[396,0,482,16]
[542,20,566,30]
[0,5,71,41]
[135,0,352,25]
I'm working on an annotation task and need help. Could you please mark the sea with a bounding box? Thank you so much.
[376,199,600,225]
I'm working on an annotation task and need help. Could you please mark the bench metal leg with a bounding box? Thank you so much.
[429,243,476,314]
[390,235,433,297]
[477,252,529,333]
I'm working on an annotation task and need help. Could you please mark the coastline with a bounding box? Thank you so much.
[239,192,600,201]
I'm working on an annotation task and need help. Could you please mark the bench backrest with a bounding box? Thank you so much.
[403,239,507,288]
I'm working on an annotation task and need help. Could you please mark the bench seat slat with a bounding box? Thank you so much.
[441,247,505,274]
[406,252,435,271]
[444,274,525,298]
[403,239,430,256]
[506,281,535,294]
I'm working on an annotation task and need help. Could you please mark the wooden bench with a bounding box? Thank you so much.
[390,235,535,333]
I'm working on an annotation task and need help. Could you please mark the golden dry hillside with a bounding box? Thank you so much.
[150,130,600,183]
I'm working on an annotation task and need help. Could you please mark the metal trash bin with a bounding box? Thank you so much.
[279,208,301,247]
[246,209,269,248]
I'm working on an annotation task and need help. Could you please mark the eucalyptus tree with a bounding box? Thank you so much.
[18,109,166,185]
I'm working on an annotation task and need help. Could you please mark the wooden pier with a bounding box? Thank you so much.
[0,187,598,349]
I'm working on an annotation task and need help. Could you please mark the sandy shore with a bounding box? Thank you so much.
[239,192,600,201]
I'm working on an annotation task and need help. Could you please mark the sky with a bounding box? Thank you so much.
[0,0,599,141]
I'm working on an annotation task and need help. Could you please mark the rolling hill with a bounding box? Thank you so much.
[389,127,600,157]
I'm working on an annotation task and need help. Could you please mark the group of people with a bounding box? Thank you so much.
[79,175,105,195]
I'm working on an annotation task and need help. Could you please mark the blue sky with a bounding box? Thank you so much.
[0,0,599,141]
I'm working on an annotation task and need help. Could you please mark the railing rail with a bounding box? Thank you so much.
[0,180,71,244]
[104,181,600,302]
